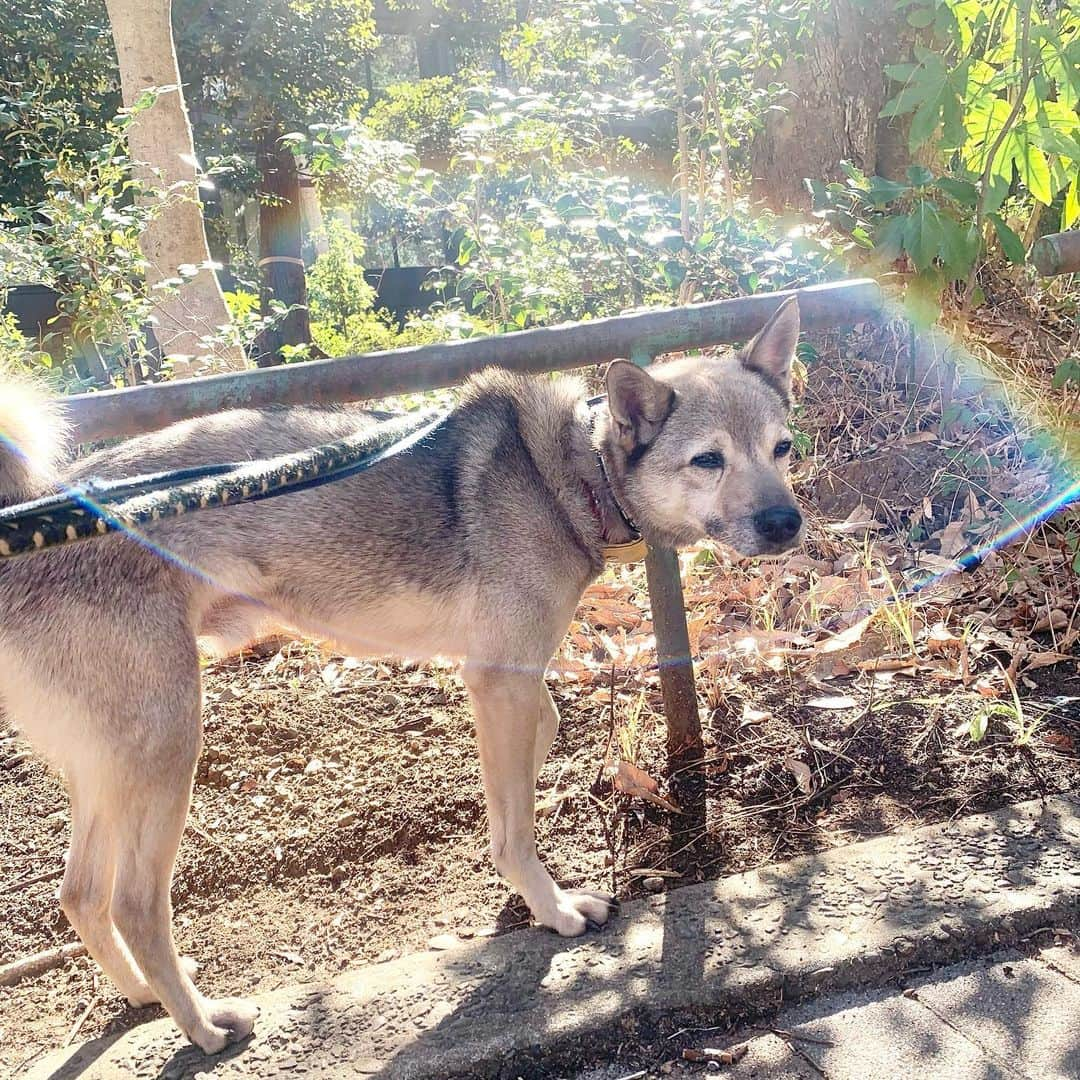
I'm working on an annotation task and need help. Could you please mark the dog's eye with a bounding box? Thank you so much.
[690,451,726,469]
[773,439,793,458]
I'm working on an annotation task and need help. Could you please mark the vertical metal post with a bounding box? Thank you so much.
[631,346,703,765]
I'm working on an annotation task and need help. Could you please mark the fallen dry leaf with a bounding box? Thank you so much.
[927,623,963,655]
[606,759,683,814]
[826,518,886,535]
[783,757,814,796]
[683,1044,748,1065]
[856,656,919,672]
[741,703,773,725]
[805,694,859,710]
[901,430,938,446]
[611,759,659,795]
[1022,650,1074,671]
[938,520,969,559]
[1042,733,1075,752]
[1032,610,1068,633]
[818,614,874,654]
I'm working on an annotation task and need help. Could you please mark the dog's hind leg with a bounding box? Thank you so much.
[106,689,258,1055]
[464,664,613,937]
[59,767,165,1006]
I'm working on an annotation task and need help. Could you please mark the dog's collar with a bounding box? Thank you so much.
[586,402,648,563]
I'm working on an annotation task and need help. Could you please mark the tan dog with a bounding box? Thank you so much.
[0,299,803,1053]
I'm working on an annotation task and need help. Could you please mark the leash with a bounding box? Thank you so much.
[0,409,447,559]
[1,397,649,564]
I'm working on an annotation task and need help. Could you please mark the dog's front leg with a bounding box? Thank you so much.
[464,664,613,936]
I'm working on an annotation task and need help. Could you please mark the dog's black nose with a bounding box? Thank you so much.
[753,505,802,544]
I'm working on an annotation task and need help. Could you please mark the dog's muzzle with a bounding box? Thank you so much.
[753,505,803,547]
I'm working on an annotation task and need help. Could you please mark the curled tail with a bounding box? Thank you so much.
[0,370,70,508]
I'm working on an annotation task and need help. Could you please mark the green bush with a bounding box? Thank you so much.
[365,78,465,159]
[306,222,377,333]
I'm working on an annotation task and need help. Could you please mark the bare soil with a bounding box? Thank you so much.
[2,639,1077,1073]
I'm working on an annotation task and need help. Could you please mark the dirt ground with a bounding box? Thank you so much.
[2,637,1077,1073]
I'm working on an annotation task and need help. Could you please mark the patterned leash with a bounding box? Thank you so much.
[0,409,447,559]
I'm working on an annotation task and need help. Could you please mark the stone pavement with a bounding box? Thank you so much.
[574,944,1080,1079]
[27,794,1080,1080]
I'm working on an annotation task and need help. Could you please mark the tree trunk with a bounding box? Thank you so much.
[105,0,246,374]
[253,127,311,367]
[750,0,908,210]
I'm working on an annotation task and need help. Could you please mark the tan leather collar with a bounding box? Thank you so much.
[582,415,648,563]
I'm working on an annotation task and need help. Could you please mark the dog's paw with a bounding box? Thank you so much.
[189,998,259,1055]
[542,889,617,937]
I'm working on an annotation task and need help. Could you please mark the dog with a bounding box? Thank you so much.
[0,297,804,1053]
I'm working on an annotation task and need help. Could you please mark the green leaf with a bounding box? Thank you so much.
[989,214,1026,263]
[661,259,686,288]
[1051,357,1080,389]
[867,175,910,206]
[969,710,988,743]
[941,91,966,149]
[984,173,1010,214]
[939,216,980,280]
[874,214,909,261]
[907,7,935,28]
[1063,173,1080,230]
[910,92,944,148]
[906,165,934,188]
[904,200,944,271]
[934,177,979,207]
[881,51,949,123]
[1015,138,1052,204]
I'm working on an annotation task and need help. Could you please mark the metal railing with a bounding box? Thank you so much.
[60,279,883,762]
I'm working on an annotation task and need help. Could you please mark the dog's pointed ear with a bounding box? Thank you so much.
[605,360,675,453]
[740,297,800,399]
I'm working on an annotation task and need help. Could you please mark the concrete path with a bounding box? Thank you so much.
[576,944,1080,1079]
[27,794,1080,1080]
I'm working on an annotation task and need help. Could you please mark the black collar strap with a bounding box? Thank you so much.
[587,400,648,563]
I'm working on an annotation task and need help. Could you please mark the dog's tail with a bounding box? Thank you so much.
[0,369,70,508]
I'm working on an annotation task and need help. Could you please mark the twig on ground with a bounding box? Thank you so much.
[64,979,100,1047]
[771,1027,836,1047]
[0,942,88,987]
[3,865,65,895]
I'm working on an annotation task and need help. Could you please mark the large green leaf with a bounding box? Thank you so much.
[939,215,980,280]
[1013,134,1052,204]
[881,49,949,125]
[989,213,1026,264]
[905,200,945,271]
[874,214,909,261]
[935,176,979,207]
[1063,173,1080,230]
[906,164,935,188]
[866,175,910,206]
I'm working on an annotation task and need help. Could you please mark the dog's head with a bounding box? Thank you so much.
[602,297,805,558]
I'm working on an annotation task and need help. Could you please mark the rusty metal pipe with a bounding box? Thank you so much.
[62,280,882,443]
[1030,230,1080,277]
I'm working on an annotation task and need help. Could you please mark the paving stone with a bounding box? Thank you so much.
[778,989,1016,1080]
[29,794,1080,1080]
[912,952,1080,1079]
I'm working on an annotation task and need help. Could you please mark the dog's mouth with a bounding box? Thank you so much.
[705,518,805,559]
